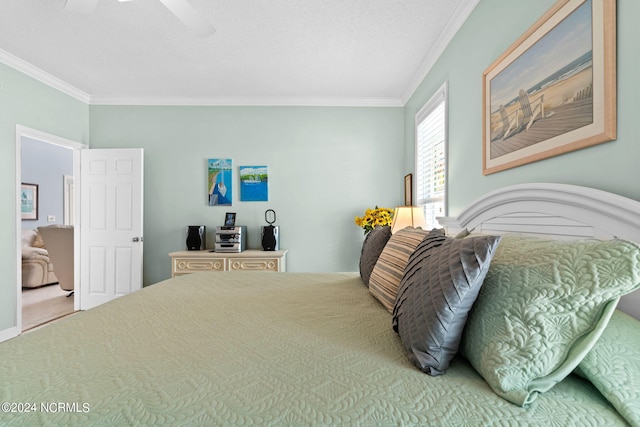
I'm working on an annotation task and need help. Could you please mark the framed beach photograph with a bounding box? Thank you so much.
[21,183,38,220]
[483,0,616,175]
[404,173,412,206]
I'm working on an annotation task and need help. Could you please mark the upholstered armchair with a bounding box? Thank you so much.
[38,225,74,296]
[21,229,58,288]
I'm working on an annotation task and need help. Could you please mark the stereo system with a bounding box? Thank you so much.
[186,211,279,253]
[261,209,280,251]
[261,225,279,251]
[215,226,247,253]
[185,225,206,251]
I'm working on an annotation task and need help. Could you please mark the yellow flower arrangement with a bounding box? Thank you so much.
[355,206,394,235]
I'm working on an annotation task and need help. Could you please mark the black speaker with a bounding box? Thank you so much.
[186,225,206,251]
[261,225,279,251]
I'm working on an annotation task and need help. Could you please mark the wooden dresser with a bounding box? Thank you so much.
[169,249,287,277]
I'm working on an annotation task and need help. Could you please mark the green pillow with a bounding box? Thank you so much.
[461,234,640,407]
[575,310,640,427]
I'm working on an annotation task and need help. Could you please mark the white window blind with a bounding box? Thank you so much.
[415,83,447,228]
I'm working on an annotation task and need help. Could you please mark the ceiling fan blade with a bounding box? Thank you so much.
[157,0,215,38]
[64,0,99,15]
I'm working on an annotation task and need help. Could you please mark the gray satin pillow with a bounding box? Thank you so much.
[359,226,392,286]
[392,233,501,375]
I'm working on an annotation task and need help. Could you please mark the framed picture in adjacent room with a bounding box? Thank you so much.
[21,183,38,220]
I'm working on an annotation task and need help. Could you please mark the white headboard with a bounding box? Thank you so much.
[438,183,640,320]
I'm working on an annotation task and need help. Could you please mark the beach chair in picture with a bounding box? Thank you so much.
[518,89,545,132]
[499,105,518,140]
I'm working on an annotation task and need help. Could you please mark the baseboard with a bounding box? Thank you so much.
[0,325,20,343]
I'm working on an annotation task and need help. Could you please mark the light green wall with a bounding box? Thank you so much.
[0,63,89,333]
[89,105,404,284]
[6,0,639,333]
[405,0,640,216]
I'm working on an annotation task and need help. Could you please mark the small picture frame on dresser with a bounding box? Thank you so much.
[224,212,236,227]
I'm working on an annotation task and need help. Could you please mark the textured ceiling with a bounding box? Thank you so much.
[0,0,478,105]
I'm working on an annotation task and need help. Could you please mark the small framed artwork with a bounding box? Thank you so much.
[404,173,412,206]
[240,165,268,201]
[208,158,233,206]
[21,183,38,220]
[483,0,616,174]
[224,212,236,227]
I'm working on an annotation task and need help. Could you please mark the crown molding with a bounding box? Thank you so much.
[2,0,480,113]
[89,96,404,108]
[1,0,479,110]
[0,48,402,107]
[400,0,480,105]
[0,48,91,104]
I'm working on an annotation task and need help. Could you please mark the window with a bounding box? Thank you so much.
[415,82,447,229]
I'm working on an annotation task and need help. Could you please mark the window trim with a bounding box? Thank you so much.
[414,81,448,225]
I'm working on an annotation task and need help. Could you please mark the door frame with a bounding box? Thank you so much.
[15,125,87,332]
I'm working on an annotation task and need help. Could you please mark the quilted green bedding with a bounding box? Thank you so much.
[0,272,631,426]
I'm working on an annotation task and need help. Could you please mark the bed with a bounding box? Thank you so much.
[1,183,639,426]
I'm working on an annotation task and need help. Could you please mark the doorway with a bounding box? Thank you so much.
[15,125,87,332]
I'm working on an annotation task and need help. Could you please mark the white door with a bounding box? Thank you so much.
[79,148,144,310]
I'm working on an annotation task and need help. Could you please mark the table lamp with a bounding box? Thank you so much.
[390,206,427,234]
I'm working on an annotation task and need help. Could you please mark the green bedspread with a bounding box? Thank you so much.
[0,272,629,426]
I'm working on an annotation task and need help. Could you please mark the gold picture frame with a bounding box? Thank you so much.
[404,173,412,206]
[483,0,616,175]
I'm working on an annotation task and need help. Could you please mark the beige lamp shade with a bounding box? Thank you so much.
[390,206,427,234]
